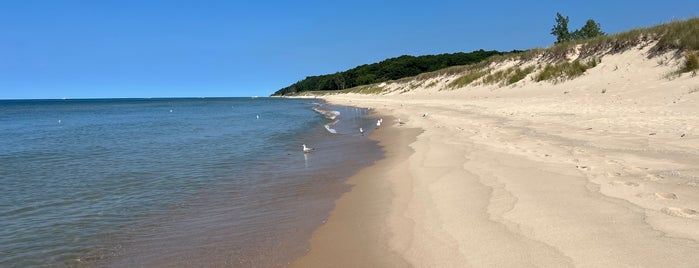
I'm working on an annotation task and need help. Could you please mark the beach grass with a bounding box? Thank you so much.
[288,17,698,96]
[682,52,699,73]
[534,58,599,83]
[507,66,536,85]
[446,69,489,89]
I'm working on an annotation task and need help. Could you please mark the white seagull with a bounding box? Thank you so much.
[376,119,382,127]
[302,144,314,153]
[359,127,364,135]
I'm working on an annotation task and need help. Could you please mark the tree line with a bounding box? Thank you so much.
[272,13,604,96]
[272,49,516,96]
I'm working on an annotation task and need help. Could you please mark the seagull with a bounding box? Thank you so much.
[256,115,260,119]
[359,127,364,135]
[423,112,429,117]
[398,118,405,125]
[376,119,382,127]
[302,144,314,153]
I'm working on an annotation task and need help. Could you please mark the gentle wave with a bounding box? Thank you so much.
[312,105,341,134]
[0,98,381,267]
[312,107,340,120]
[324,122,338,134]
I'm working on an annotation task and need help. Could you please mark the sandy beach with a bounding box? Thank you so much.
[292,42,699,267]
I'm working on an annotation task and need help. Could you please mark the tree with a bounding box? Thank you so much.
[575,19,605,39]
[333,72,346,90]
[271,50,511,96]
[552,13,605,44]
[551,12,571,44]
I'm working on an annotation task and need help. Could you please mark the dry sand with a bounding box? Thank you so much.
[292,43,699,267]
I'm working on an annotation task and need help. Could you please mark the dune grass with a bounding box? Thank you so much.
[534,58,600,83]
[682,52,699,73]
[324,84,388,95]
[572,17,699,58]
[507,66,536,85]
[479,65,536,86]
[446,69,489,89]
[317,17,698,94]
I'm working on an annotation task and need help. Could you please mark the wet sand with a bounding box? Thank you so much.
[292,116,417,267]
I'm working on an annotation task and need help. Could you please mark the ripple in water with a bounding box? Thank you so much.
[0,98,381,267]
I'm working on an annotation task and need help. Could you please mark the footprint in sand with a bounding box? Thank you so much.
[605,159,621,165]
[661,207,697,218]
[645,174,664,181]
[576,165,591,171]
[606,171,623,177]
[654,192,678,199]
[610,180,640,187]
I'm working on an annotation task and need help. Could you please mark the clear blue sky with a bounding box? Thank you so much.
[1,1,697,99]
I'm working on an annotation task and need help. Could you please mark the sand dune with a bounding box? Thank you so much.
[293,42,699,267]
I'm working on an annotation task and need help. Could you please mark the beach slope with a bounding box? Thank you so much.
[293,40,699,267]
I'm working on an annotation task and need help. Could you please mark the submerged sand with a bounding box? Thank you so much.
[292,44,699,267]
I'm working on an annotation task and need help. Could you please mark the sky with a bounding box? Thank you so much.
[1,1,697,99]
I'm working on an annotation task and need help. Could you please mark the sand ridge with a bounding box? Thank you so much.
[293,43,699,267]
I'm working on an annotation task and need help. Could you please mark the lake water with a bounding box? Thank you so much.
[0,97,381,267]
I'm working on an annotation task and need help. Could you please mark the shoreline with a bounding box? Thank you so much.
[289,47,699,267]
[86,99,385,267]
[291,114,418,267]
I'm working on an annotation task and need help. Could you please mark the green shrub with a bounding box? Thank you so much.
[446,70,489,89]
[482,69,510,85]
[682,52,699,73]
[507,66,535,85]
[655,18,699,51]
[425,80,438,88]
[536,64,558,82]
[534,58,599,83]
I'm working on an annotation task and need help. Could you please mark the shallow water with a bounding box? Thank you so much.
[0,97,381,267]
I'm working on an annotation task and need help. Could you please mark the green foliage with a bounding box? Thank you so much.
[446,70,489,89]
[334,84,386,95]
[551,13,571,44]
[676,51,699,76]
[572,19,605,40]
[507,66,536,85]
[416,59,497,81]
[551,13,605,45]
[655,18,699,51]
[274,17,699,96]
[482,69,510,85]
[479,65,536,86]
[544,42,576,60]
[425,81,438,88]
[272,49,511,96]
[577,17,699,57]
[534,58,599,83]
[683,52,699,72]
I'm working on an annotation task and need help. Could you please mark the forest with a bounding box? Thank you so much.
[272,49,518,96]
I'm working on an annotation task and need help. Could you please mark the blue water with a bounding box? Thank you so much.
[0,97,381,267]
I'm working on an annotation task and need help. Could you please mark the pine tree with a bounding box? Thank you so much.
[577,19,605,39]
[551,13,571,44]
